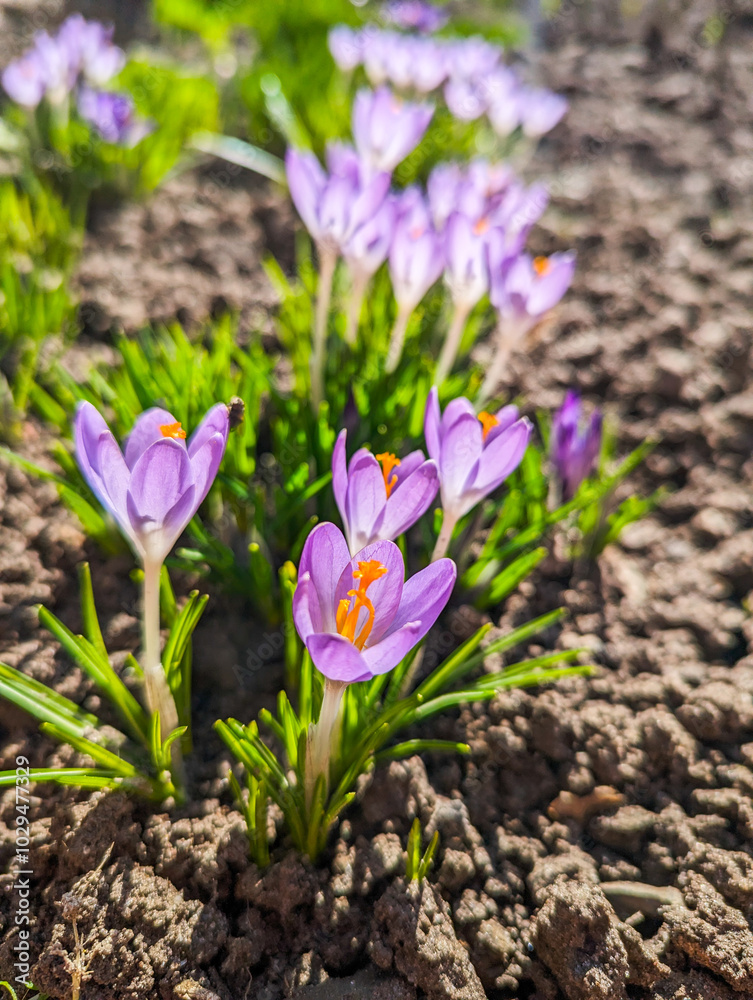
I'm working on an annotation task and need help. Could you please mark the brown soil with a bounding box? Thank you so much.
[3,1,753,999]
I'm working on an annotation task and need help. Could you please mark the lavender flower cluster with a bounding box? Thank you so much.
[329,25,567,139]
[2,14,150,146]
[286,85,575,382]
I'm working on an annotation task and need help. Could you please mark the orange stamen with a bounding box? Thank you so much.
[533,255,551,277]
[337,559,388,651]
[478,411,499,440]
[473,217,490,236]
[159,421,187,440]
[376,452,401,498]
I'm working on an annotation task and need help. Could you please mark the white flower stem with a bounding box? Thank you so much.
[305,678,346,810]
[310,247,338,411]
[434,301,471,386]
[142,557,184,796]
[431,511,458,562]
[385,307,411,374]
[478,317,529,407]
[344,271,369,346]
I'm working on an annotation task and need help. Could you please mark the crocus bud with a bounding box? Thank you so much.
[550,390,602,500]
[74,402,229,565]
[328,25,363,72]
[2,49,47,108]
[352,86,433,173]
[443,211,490,311]
[518,87,568,138]
[388,187,444,314]
[78,87,152,146]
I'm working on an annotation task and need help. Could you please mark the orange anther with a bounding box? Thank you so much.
[478,411,499,440]
[376,453,401,498]
[159,421,187,440]
[337,560,388,651]
[533,255,551,277]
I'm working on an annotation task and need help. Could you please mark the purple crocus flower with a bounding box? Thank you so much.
[551,390,602,500]
[443,76,487,121]
[407,37,450,93]
[388,186,444,314]
[328,25,364,72]
[383,1,449,33]
[489,246,576,325]
[518,87,568,138]
[332,429,439,554]
[363,29,401,86]
[352,86,433,173]
[285,145,390,255]
[484,67,522,137]
[443,210,490,310]
[425,387,531,524]
[57,14,125,86]
[293,522,456,683]
[343,196,397,283]
[74,402,229,565]
[2,48,47,108]
[78,87,152,146]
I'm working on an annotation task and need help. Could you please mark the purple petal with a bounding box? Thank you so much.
[332,429,349,530]
[306,632,372,683]
[286,147,326,241]
[527,252,576,316]
[362,556,456,673]
[424,387,441,463]
[439,411,483,500]
[73,402,132,532]
[393,449,427,485]
[469,417,532,496]
[335,539,404,645]
[380,460,438,540]
[293,571,323,642]
[360,620,423,677]
[188,402,230,459]
[124,407,181,470]
[440,397,478,434]
[189,432,227,507]
[297,523,351,634]
[345,452,387,553]
[126,438,194,528]
[484,404,520,446]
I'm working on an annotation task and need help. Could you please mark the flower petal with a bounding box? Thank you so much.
[73,402,132,534]
[439,411,483,509]
[384,557,456,643]
[380,459,438,540]
[360,620,423,676]
[469,417,531,496]
[188,402,230,459]
[293,571,323,642]
[345,452,387,553]
[126,438,194,528]
[484,404,520,446]
[424,387,442,463]
[332,429,349,528]
[298,523,351,634]
[335,539,404,645]
[124,407,182,470]
[188,432,227,507]
[306,632,372,683]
